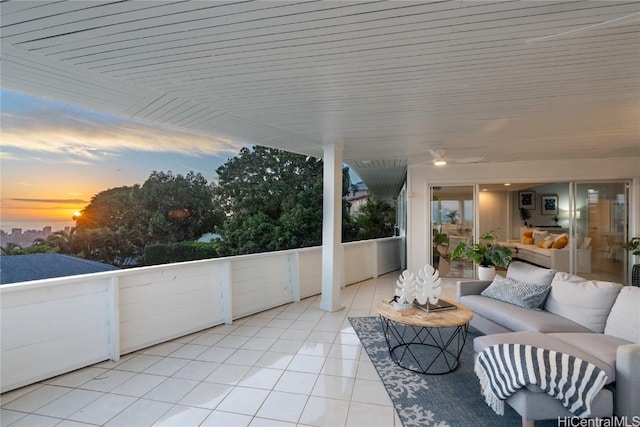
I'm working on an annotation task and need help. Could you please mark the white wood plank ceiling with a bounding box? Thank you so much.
[1,1,639,197]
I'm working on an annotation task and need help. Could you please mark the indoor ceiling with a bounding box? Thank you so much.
[1,1,639,198]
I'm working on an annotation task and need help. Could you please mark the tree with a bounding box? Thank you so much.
[142,171,224,243]
[70,171,224,265]
[352,196,396,240]
[75,186,143,232]
[1,242,24,255]
[214,146,353,255]
[73,186,148,263]
[27,230,72,254]
[214,147,324,255]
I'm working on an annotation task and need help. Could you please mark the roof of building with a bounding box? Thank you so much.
[0,253,119,285]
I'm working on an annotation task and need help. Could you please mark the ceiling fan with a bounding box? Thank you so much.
[428,149,484,166]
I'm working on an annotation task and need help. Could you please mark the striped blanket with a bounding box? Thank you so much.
[475,344,608,418]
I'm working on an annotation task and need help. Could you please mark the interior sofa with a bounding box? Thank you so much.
[456,262,640,427]
[501,229,592,273]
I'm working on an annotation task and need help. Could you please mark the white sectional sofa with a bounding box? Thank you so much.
[502,228,592,273]
[510,243,592,273]
[457,262,640,426]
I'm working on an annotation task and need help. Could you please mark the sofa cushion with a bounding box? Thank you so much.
[604,286,640,343]
[474,331,615,384]
[545,273,622,333]
[481,275,551,309]
[548,333,629,383]
[461,295,591,333]
[541,236,555,248]
[552,236,568,249]
[533,230,548,245]
[506,261,555,287]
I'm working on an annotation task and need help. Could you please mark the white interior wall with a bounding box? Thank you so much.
[479,191,509,241]
[406,157,640,273]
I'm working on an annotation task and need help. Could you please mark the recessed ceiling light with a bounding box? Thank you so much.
[504,183,511,186]
[434,160,447,166]
[482,188,488,192]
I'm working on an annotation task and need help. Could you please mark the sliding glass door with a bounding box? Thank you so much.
[574,181,629,283]
[428,181,630,283]
[431,185,475,278]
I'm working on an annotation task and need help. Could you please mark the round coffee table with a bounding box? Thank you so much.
[377,299,473,375]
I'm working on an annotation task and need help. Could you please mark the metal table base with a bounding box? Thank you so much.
[379,315,469,375]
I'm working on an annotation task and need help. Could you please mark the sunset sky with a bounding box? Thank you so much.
[0,91,246,231]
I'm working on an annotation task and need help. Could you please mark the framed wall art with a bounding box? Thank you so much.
[519,191,536,209]
[541,195,558,215]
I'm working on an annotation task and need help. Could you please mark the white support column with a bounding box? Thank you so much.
[320,142,345,312]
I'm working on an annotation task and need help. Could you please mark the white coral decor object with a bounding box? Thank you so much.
[395,270,417,304]
[415,264,442,305]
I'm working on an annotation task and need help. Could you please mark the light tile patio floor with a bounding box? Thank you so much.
[1,272,458,427]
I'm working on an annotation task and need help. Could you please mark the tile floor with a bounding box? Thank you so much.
[1,273,458,427]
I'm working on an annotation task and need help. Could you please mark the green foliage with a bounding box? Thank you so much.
[1,242,60,255]
[214,146,353,255]
[432,229,449,246]
[349,196,396,240]
[142,171,224,243]
[1,242,23,255]
[450,228,512,268]
[2,231,72,256]
[76,186,144,232]
[144,242,219,265]
[626,237,640,256]
[214,146,324,219]
[63,228,136,266]
[70,170,224,265]
[446,209,460,224]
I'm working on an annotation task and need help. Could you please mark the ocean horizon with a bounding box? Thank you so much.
[0,220,75,233]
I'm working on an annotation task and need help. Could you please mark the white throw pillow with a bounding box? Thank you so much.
[507,261,555,287]
[545,272,623,333]
[533,230,548,245]
[542,237,555,248]
[604,286,640,343]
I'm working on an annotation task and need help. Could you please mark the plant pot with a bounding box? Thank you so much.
[477,265,496,281]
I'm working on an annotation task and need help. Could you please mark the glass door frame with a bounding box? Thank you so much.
[572,180,631,283]
[429,184,479,279]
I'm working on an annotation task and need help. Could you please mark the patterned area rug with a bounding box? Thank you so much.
[349,316,557,427]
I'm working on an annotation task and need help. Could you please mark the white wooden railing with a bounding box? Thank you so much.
[0,237,402,393]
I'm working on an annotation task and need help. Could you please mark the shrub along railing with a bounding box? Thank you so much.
[0,237,401,393]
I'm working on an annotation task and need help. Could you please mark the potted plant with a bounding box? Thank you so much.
[432,229,449,263]
[450,228,513,280]
[446,209,460,224]
[626,237,639,286]
[519,208,531,227]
